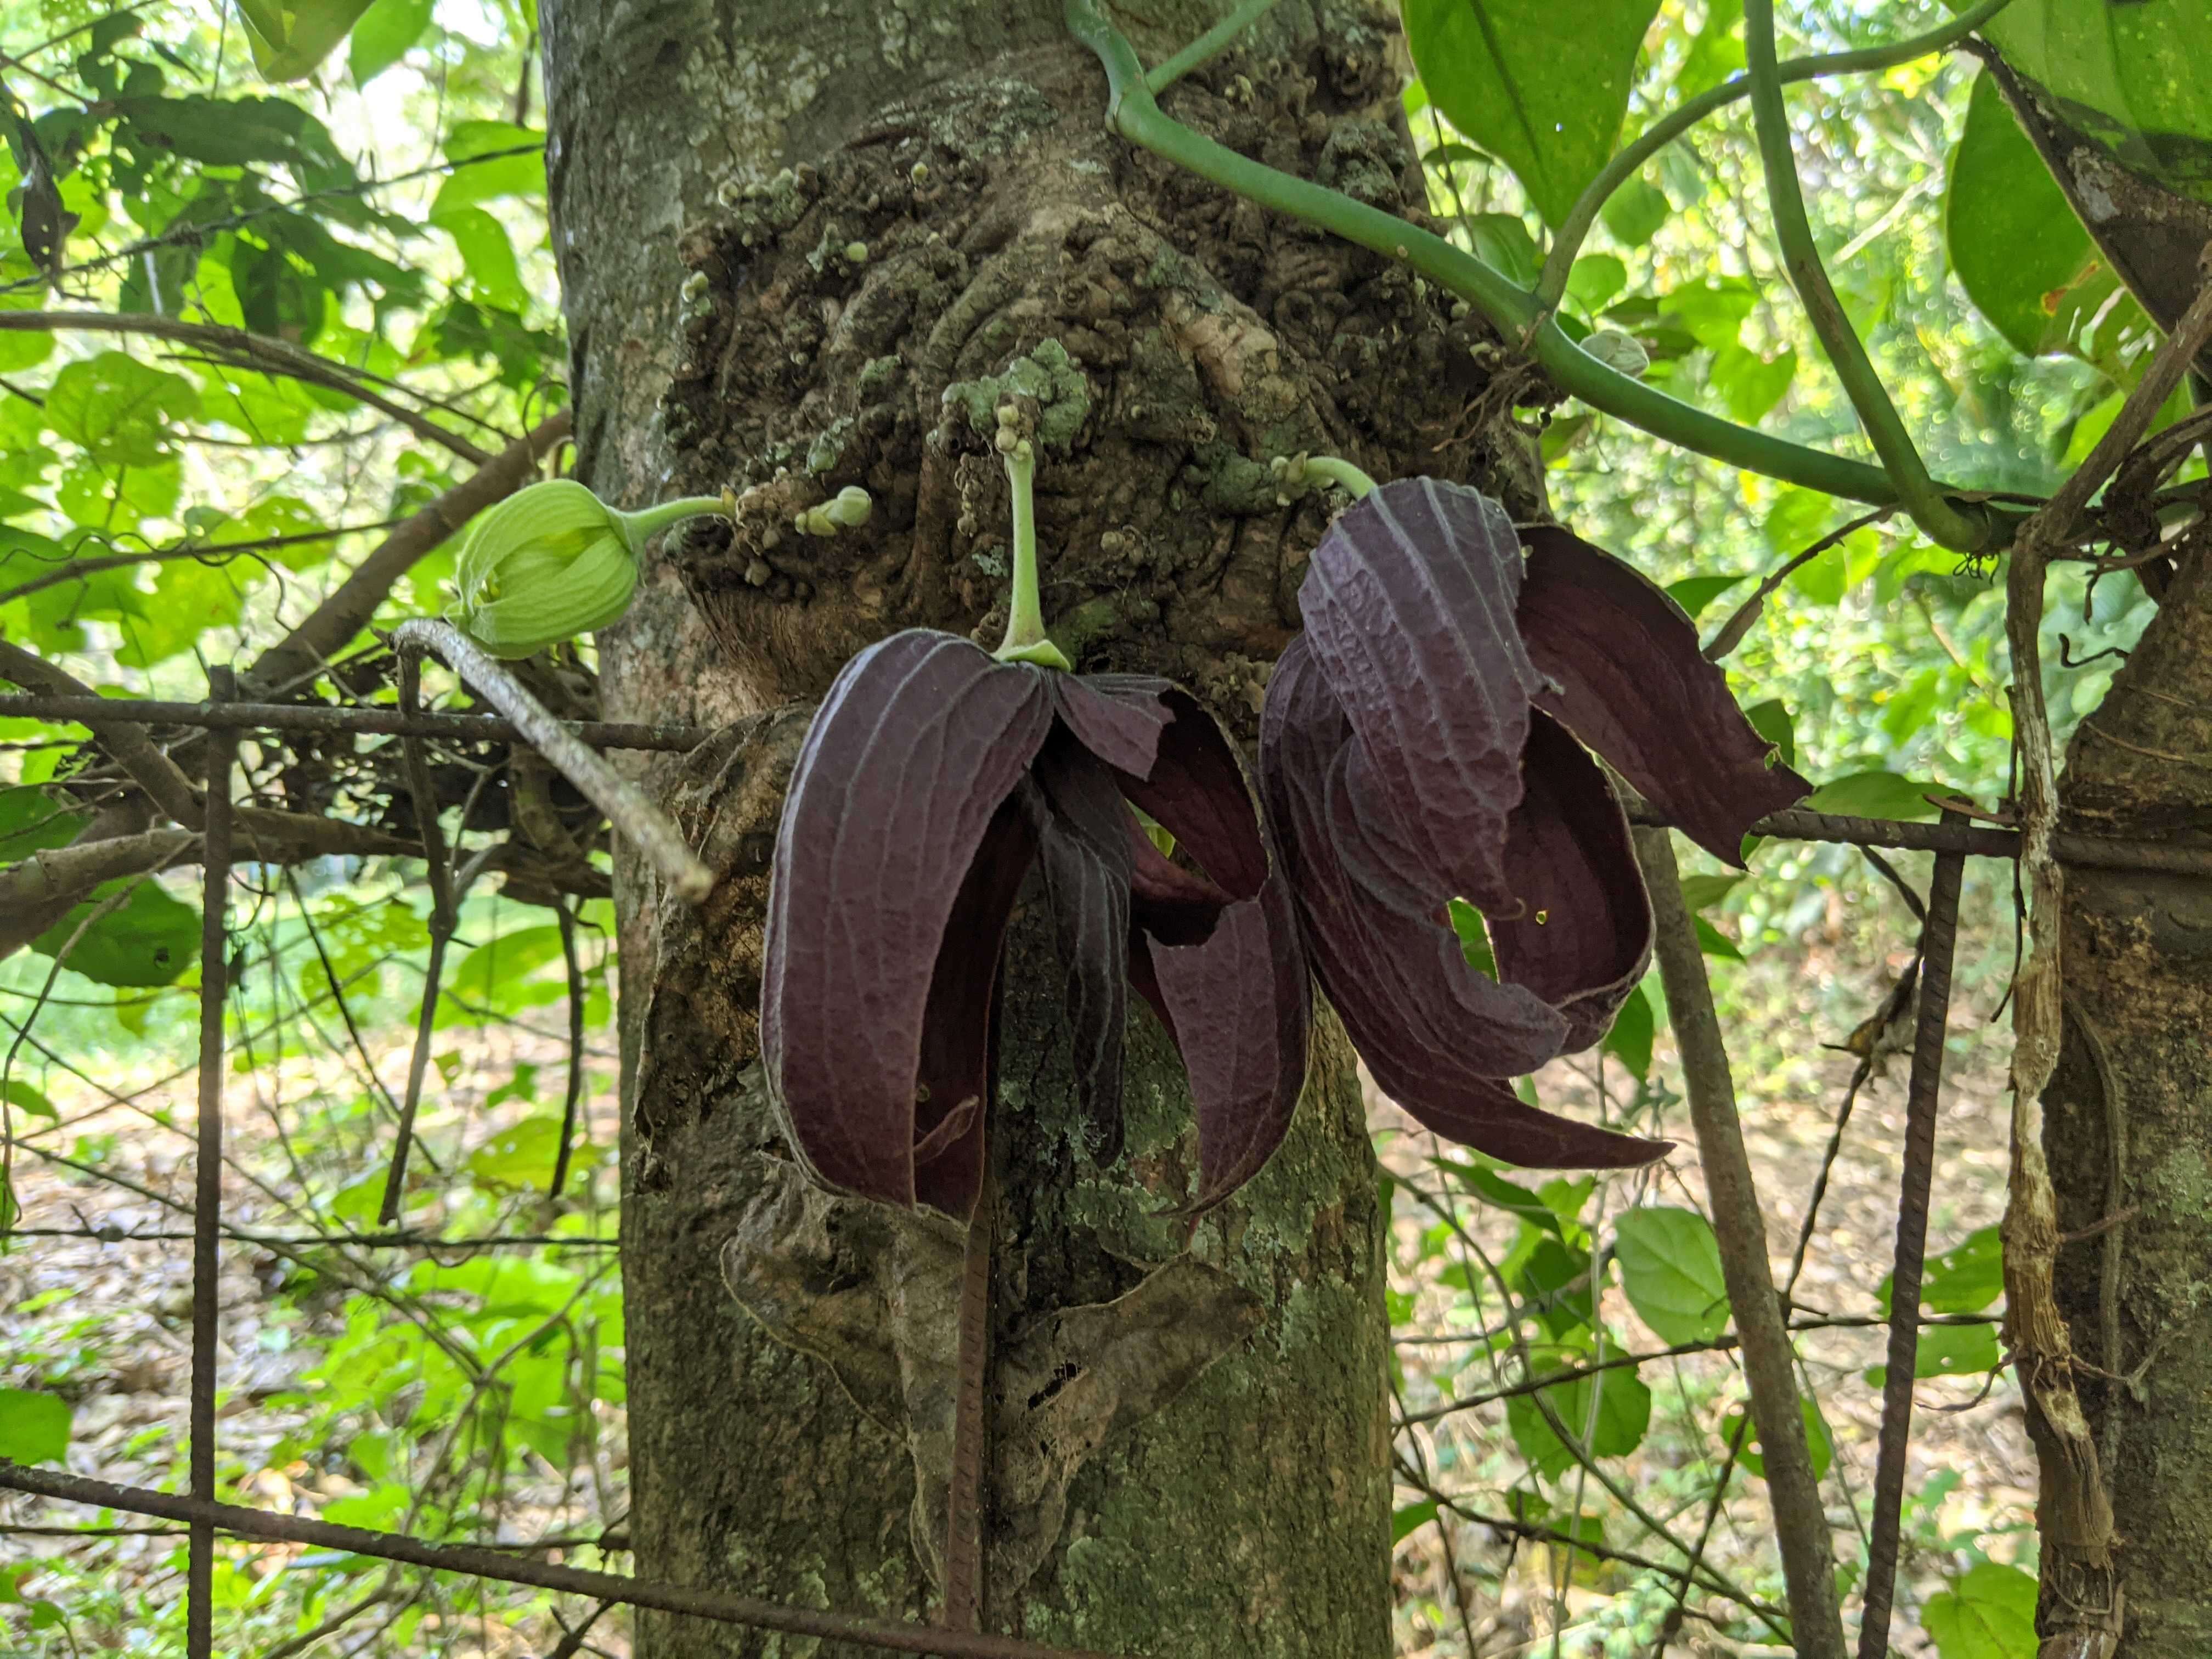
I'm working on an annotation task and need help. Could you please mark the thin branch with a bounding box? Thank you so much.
[0,518,408,608]
[0,1463,1135,1659]
[187,665,238,1659]
[0,691,707,752]
[1703,506,1895,661]
[0,638,205,825]
[393,619,714,902]
[244,410,570,697]
[1635,823,1846,1659]
[1860,819,1967,1659]
[0,311,493,464]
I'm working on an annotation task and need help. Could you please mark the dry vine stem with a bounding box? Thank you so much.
[2000,251,2212,1658]
[0,1463,1129,1659]
[389,619,713,902]
[1635,824,1847,1659]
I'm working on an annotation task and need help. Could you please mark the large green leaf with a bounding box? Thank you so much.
[428,121,548,217]
[1505,1334,1651,1479]
[0,785,89,861]
[1946,72,2153,376]
[0,1389,70,1464]
[349,0,435,86]
[1923,1561,2039,1659]
[1965,0,2212,209]
[30,877,201,987]
[1402,0,1664,227]
[46,352,202,468]
[1611,1205,1728,1344]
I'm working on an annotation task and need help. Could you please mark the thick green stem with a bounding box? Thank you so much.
[1300,456,1376,499]
[1743,0,1991,552]
[1065,0,2018,545]
[993,443,1072,670]
[1144,0,1281,95]
[619,495,729,541]
[1535,0,2017,312]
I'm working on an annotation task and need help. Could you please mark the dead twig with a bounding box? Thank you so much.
[1859,814,1968,1659]
[1635,823,1846,1659]
[392,619,713,902]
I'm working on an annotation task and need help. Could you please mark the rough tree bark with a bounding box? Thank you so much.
[541,1,1544,1651]
[2043,549,2212,1659]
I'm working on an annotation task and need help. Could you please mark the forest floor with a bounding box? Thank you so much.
[1,871,2034,1657]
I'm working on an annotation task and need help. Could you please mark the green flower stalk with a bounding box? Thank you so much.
[992,431,1072,671]
[446,481,728,658]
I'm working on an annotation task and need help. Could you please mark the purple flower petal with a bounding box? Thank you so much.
[1300,478,1543,916]
[1261,639,1570,1079]
[1488,712,1651,1053]
[1516,524,1809,864]
[763,629,1053,1210]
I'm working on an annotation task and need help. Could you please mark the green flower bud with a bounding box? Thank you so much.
[446,480,727,658]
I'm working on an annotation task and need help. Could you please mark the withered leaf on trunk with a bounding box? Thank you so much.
[762,629,1308,1220]
[1260,479,1808,1169]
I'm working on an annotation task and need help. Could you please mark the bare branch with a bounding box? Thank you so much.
[1635,823,1847,1659]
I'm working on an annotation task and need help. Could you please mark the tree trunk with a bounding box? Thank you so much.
[541,2,1538,1649]
[2045,550,2212,1658]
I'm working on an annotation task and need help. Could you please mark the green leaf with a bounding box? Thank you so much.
[1675,0,1743,99]
[0,1387,71,1464]
[1504,1337,1651,1478]
[1600,175,1671,247]
[1611,1205,1729,1344]
[1679,873,1743,912]
[46,352,202,468]
[1883,1225,2006,1316]
[1464,212,1542,290]
[3,1079,58,1122]
[1663,278,1757,352]
[1695,916,1743,961]
[1447,896,1497,978]
[1923,1561,2039,1659]
[1665,572,1747,624]
[1438,1156,1561,1234]
[349,0,435,84]
[232,239,328,346]
[240,0,381,81]
[1709,341,1796,424]
[1391,1499,1438,1544]
[1402,0,1665,226]
[0,785,90,861]
[1725,1395,1833,1482]
[429,121,547,216]
[30,877,201,987]
[435,205,526,311]
[1601,984,1653,1080]
[1945,71,2153,376]
[1804,770,1939,822]
[1866,1320,2002,1386]
[448,924,568,1009]
[1516,1235,1597,1334]
[1564,253,1628,315]
[467,1114,600,1192]
[1962,0,2212,212]
[1744,698,1796,768]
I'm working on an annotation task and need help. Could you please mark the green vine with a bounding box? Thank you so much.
[1064,0,2019,552]
[1743,0,1994,551]
[1534,0,2018,312]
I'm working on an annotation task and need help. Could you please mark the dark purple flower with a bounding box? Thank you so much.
[1260,479,1809,1168]
[761,629,1307,1220]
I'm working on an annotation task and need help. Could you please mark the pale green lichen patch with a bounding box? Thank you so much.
[942,338,1092,452]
